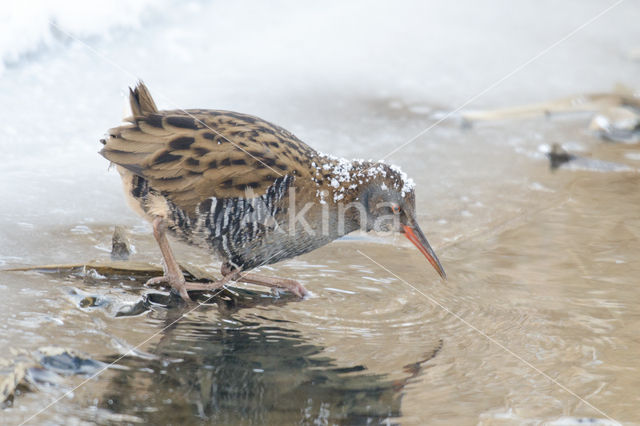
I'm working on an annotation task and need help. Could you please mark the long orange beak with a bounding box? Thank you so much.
[402,224,447,279]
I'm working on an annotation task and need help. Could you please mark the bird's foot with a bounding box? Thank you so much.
[235,273,309,298]
[144,274,190,301]
[180,273,236,300]
[145,273,232,302]
[271,278,309,298]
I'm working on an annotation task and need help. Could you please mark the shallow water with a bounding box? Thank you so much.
[2,1,640,424]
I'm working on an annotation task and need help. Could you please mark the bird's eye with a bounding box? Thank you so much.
[391,204,401,214]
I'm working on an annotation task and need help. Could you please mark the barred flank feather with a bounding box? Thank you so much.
[100,82,320,213]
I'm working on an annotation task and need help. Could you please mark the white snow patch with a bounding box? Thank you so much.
[313,154,416,202]
[0,0,156,74]
[529,182,553,192]
[389,164,415,195]
[624,152,640,161]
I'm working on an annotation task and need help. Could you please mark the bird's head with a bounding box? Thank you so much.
[359,163,446,280]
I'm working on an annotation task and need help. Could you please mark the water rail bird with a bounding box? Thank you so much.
[100,82,446,301]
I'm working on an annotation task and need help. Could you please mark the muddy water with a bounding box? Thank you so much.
[3,110,640,424]
[2,1,640,424]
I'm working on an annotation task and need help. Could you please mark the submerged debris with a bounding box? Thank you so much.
[6,260,300,315]
[1,347,104,405]
[462,90,640,146]
[462,92,640,123]
[589,106,640,143]
[111,225,131,261]
[0,357,29,406]
[546,143,576,170]
[37,346,105,376]
[541,143,635,172]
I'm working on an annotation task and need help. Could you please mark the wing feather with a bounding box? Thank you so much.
[101,86,317,215]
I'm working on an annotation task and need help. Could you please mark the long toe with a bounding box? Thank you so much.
[284,279,309,298]
[145,275,169,287]
[182,281,226,292]
[144,275,191,301]
[237,273,309,299]
[176,285,192,302]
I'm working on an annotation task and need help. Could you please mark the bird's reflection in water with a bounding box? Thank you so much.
[98,288,439,424]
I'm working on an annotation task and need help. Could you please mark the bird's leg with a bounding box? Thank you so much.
[146,220,231,300]
[220,263,309,298]
[146,216,190,301]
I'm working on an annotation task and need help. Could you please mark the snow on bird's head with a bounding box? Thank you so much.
[312,154,415,202]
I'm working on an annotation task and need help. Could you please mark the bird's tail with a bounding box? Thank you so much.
[129,81,158,118]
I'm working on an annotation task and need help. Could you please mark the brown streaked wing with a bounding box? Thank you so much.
[101,109,316,214]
